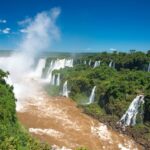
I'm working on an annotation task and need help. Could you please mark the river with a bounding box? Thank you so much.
[17,80,142,150]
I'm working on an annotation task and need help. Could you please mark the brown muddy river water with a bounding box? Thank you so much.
[17,85,143,150]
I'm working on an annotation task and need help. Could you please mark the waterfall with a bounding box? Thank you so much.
[109,61,113,67]
[118,95,144,127]
[51,74,56,85]
[62,81,69,97]
[93,61,100,68]
[84,60,87,65]
[56,73,60,86]
[46,60,54,82]
[65,59,73,67]
[46,59,73,81]
[88,86,96,104]
[148,63,150,72]
[89,60,91,66]
[34,58,46,78]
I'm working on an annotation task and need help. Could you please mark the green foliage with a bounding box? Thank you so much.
[75,147,88,150]
[83,103,105,117]
[73,93,88,104]
[55,52,150,124]
[0,69,50,149]
[44,84,60,96]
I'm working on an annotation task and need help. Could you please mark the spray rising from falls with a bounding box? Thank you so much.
[118,95,144,127]
[34,58,46,78]
[88,86,96,104]
[0,8,61,111]
[62,81,69,97]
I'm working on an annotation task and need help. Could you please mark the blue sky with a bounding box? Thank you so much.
[0,0,150,52]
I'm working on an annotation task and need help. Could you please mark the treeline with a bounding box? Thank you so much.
[50,51,150,122]
[47,51,150,147]
[74,51,150,71]
[58,65,150,122]
[0,69,50,150]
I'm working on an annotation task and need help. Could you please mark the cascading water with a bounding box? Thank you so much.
[84,60,87,65]
[51,74,56,85]
[89,60,91,66]
[46,60,54,82]
[62,81,69,97]
[88,86,96,104]
[109,61,113,67]
[46,59,73,82]
[118,95,144,127]
[65,59,73,67]
[93,61,100,68]
[56,73,60,86]
[148,63,150,72]
[34,58,46,78]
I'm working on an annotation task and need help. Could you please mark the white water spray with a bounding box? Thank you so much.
[93,61,100,68]
[46,60,54,81]
[88,86,96,104]
[62,81,69,97]
[51,74,56,85]
[118,95,144,126]
[34,58,46,78]
[56,73,60,86]
[46,59,73,82]
[109,61,113,67]
[0,8,61,111]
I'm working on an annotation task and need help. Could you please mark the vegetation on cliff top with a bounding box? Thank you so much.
[0,69,50,150]
[46,51,150,148]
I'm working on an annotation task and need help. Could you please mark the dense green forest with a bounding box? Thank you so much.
[46,51,150,148]
[0,69,50,150]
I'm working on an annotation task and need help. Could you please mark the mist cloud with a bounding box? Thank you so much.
[0,8,61,102]
[12,7,61,77]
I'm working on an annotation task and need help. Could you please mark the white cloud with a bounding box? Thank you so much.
[18,18,32,26]
[0,8,61,102]
[19,29,27,33]
[0,28,11,34]
[18,7,61,56]
[0,19,7,23]
[109,48,117,51]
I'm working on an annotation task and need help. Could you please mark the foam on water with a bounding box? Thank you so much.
[118,95,144,126]
[29,128,64,138]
